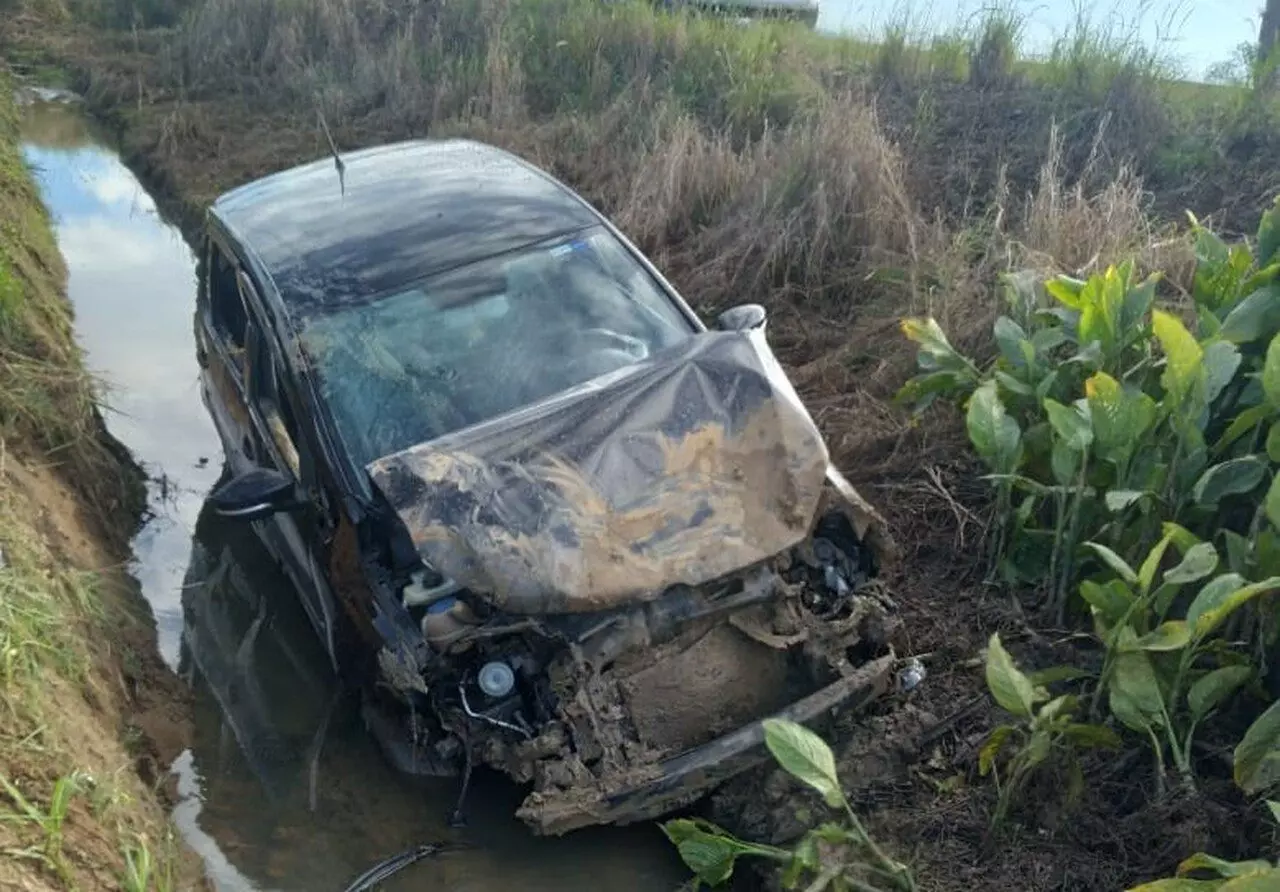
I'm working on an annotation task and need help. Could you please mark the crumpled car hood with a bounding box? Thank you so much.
[367,329,830,614]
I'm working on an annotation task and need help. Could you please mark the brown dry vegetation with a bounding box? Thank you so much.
[0,75,200,892]
[2,0,1279,888]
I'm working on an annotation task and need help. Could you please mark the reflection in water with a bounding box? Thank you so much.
[20,96,686,891]
[21,97,222,666]
[180,500,686,890]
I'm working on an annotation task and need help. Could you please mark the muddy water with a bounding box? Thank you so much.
[19,96,686,891]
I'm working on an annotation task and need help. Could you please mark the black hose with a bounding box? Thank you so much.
[341,842,451,892]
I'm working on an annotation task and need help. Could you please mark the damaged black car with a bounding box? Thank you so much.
[195,138,901,834]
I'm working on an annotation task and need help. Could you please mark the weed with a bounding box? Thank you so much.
[981,634,1119,827]
[0,770,88,881]
[663,718,914,890]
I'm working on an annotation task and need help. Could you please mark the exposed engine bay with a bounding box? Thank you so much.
[367,498,897,834]
[355,332,899,833]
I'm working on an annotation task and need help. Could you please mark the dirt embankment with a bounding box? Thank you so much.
[0,77,202,891]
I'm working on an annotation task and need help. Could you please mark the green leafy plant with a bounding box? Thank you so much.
[1080,528,1280,792]
[1235,699,1280,797]
[1126,801,1280,890]
[898,197,1280,630]
[662,718,915,891]
[980,633,1119,826]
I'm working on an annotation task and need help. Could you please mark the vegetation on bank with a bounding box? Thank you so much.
[0,75,188,891]
[3,0,1279,888]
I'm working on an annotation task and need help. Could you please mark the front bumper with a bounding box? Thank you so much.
[517,652,894,835]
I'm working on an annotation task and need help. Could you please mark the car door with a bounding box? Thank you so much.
[237,271,343,669]
[196,237,255,471]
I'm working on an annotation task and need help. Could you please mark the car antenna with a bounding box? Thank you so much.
[316,107,346,196]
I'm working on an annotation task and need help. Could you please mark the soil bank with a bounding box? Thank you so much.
[0,75,202,891]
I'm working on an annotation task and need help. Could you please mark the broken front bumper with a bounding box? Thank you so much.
[517,653,894,835]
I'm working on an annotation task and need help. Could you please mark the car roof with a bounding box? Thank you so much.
[210,139,601,318]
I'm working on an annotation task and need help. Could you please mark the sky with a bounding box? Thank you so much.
[817,1,1262,80]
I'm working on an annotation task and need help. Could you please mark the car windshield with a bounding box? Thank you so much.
[298,226,693,467]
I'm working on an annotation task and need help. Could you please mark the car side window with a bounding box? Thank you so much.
[208,241,248,352]
[239,272,307,482]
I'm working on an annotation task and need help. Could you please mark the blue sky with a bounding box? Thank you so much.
[817,1,1261,79]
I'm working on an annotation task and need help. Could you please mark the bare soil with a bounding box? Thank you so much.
[0,455,205,891]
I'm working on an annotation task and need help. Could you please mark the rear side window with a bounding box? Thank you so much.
[209,243,247,350]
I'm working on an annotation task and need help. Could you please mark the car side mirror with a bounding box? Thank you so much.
[211,466,299,522]
[715,303,767,332]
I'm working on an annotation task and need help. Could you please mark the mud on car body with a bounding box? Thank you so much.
[194,139,901,834]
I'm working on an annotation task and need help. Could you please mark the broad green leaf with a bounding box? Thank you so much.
[966,381,1022,473]
[1037,694,1077,723]
[1125,880,1224,891]
[994,316,1030,367]
[1110,651,1167,733]
[1258,196,1280,266]
[993,369,1035,397]
[1051,438,1081,485]
[1130,621,1191,653]
[1153,309,1205,400]
[1122,276,1158,334]
[1265,334,1280,409]
[1178,854,1275,879]
[1023,728,1052,769]
[1219,284,1280,344]
[1078,268,1123,355]
[1106,489,1148,512]
[979,725,1014,776]
[985,633,1037,719]
[1164,542,1220,585]
[901,316,954,357]
[1029,665,1094,686]
[1235,698,1280,795]
[1218,870,1280,891]
[763,718,843,808]
[1268,424,1280,463]
[1061,723,1122,749]
[1139,528,1182,595]
[1215,404,1273,454]
[1267,474,1280,533]
[1086,371,1157,465]
[895,370,970,407]
[1045,398,1093,452]
[1046,275,1086,309]
[1187,666,1253,721]
[1193,577,1280,638]
[1192,457,1267,507]
[1203,341,1243,404]
[672,832,737,884]
[1031,327,1069,354]
[1085,542,1139,586]
[1081,579,1136,626]
[1267,800,1280,825]
[1184,573,1247,632]
[1223,530,1252,576]
[1163,522,1204,553]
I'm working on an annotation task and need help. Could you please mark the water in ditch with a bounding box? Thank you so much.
[18,92,686,892]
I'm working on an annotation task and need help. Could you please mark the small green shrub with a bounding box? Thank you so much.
[1081,528,1278,793]
[899,197,1280,620]
[981,633,1119,827]
[662,718,915,891]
